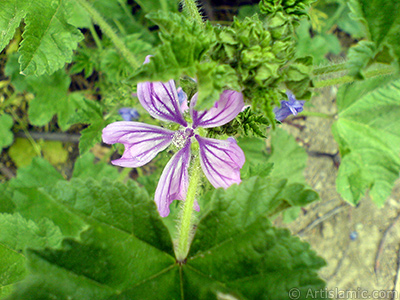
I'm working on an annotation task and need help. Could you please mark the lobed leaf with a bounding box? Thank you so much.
[333,76,400,205]
[6,175,323,300]
[18,0,83,75]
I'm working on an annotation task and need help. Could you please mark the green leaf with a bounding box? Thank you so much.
[6,54,103,130]
[79,120,108,155]
[347,0,400,75]
[41,141,69,166]
[133,11,214,83]
[0,0,30,52]
[8,138,40,168]
[18,0,83,75]
[7,176,324,300]
[0,185,15,214]
[12,188,86,237]
[295,20,341,65]
[195,62,239,110]
[100,34,152,82]
[0,213,62,251]
[0,213,63,298]
[0,114,14,151]
[332,76,400,205]
[9,157,63,189]
[27,69,71,126]
[268,127,308,184]
[72,152,119,181]
[0,242,26,299]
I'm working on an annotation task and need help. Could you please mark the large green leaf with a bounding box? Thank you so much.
[9,157,64,189]
[6,175,324,300]
[0,213,63,299]
[72,152,119,181]
[268,127,308,184]
[332,76,400,205]
[347,0,400,76]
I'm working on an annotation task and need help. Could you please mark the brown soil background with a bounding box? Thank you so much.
[277,87,400,299]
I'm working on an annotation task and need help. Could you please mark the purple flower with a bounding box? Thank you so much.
[273,91,305,121]
[118,108,140,121]
[102,80,245,217]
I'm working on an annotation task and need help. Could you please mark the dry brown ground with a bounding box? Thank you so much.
[276,87,400,300]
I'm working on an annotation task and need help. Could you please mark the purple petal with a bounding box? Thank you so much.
[102,121,174,168]
[155,142,191,217]
[191,90,244,129]
[196,135,245,189]
[137,80,187,126]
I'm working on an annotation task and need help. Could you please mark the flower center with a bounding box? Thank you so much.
[172,127,194,148]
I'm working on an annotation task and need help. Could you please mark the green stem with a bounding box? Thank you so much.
[300,110,336,119]
[117,0,137,26]
[312,62,347,76]
[88,23,103,50]
[10,110,41,156]
[76,0,139,70]
[181,0,203,25]
[176,154,201,262]
[314,67,396,88]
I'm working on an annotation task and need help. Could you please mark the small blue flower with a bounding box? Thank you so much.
[118,108,140,121]
[273,91,305,121]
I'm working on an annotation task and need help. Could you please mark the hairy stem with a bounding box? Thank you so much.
[76,0,139,69]
[314,67,396,88]
[181,0,203,25]
[312,62,347,76]
[176,154,201,262]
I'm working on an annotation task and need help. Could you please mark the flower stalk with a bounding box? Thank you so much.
[76,0,140,69]
[176,154,201,262]
[313,67,395,88]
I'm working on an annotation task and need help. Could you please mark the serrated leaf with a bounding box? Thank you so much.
[0,0,30,52]
[9,157,64,188]
[72,152,119,181]
[7,176,323,300]
[0,243,26,299]
[18,0,83,75]
[0,114,14,151]
[79,120,108,155]
[0,213,63,298]
[332,76,400,205]
[0,213,63,251]
[12,188,86,237]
